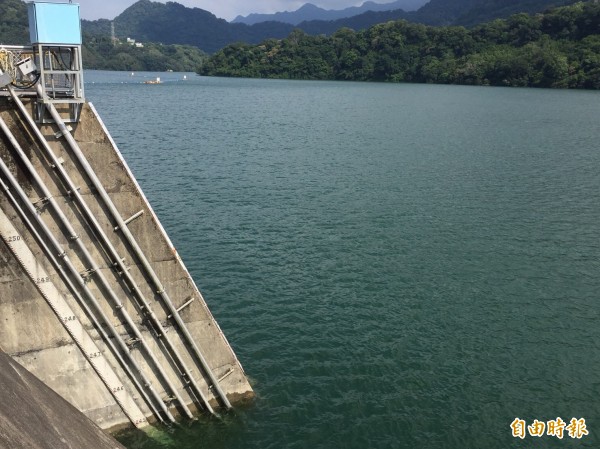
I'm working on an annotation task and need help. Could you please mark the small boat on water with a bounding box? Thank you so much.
[143,77,162,84]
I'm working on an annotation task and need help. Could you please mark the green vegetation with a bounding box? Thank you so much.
[81,0,572,54]
[1,0,596,82]
[0,0,28,45]
[82,0,294,54]
[410,0,575,27]
[298,0,574,35]
[0,0,206,71]
[83,37,206,71]
[199,1,600,89]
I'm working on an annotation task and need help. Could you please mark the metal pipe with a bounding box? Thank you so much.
[57,148,214,414]
[56,101,232,409]
[9,89,193,419]
[0,130,166,424]
[14,91,214,416]
[116,210,144,230]
[0,177,151,427]
[169,297,195,318]
[89,103,242,377]
[0,95,180,422]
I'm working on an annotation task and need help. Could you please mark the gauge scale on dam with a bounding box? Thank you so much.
[0,1,253,431]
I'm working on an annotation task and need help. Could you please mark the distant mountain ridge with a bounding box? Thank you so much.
[80,0,577,54]
[411,0,574,25]
[200,1,600,89]
[82,0,295,54]
[231,0,429,25]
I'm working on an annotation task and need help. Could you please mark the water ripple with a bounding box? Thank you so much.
[87,73,600,449]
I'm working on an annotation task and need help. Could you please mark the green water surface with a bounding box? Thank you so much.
[87,72,600,449]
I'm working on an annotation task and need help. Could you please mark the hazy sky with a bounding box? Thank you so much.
[71,0,395,21]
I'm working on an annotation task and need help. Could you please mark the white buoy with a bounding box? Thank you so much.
[183,75,187,80]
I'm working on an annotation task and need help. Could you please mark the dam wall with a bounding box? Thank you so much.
[0,348,126,449]
[0,96,253,431]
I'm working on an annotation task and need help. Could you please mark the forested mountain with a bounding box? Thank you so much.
[412,0,576,25]
[80,0,575,54]
[0,0,206,71]
[2,0,597,89]
[300,0,574,34]
[0,0,28,44]
[199,1,600,89]
[82,37,206,71]
[231,0,429,26]
[82,0,295,54]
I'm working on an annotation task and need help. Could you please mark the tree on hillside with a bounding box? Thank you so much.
[198,1,600,89]
[0,0,28,45]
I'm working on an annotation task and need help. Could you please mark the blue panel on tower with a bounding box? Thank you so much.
[28,2,82,45]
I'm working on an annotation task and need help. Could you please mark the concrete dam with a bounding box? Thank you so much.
[0,2,253,435]
[0,348,128,449]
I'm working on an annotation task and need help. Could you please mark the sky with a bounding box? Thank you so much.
[69,0,394,22]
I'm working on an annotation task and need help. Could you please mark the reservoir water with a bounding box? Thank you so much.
[85,72,600,449]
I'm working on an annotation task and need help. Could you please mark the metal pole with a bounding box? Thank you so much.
[0,177,150,427]
[8,86,204,419]
[0,128,168,424]
[0,97,181,422]
[51,99,233,410]
[14,106,216,414]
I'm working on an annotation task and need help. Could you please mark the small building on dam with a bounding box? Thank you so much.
[0,1,253,437]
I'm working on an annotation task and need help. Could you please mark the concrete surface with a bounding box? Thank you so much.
[0,97,253,430]
[0,348,125,449]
